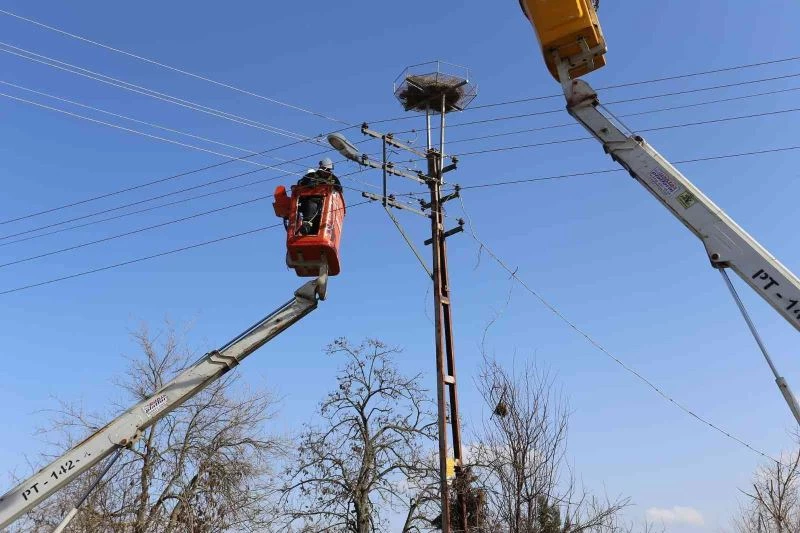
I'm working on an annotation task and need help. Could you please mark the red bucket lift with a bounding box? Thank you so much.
[273,179,346,280]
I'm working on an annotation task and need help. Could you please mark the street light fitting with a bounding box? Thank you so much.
[327,133,362,163]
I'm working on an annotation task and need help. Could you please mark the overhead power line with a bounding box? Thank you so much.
[0,200,371,296]
[454,106,800,156]
[467,55,800,111]
[0,8,353,126]
[398,72,800,136]
[5,60,796,228]
[0,91,307,175]
[371,62,800,131]
[448,84,800,144]
[0,135,328,226]
[456,143,800,191]
[0,80,310,169]
[0,225,280,296]
[0,42,318,142]
[0,167,390,247]
[456,195,781,464]
[0,195,270,268]
[0,175,281,248]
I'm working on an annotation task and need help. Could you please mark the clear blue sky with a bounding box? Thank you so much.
[2,1,800,530]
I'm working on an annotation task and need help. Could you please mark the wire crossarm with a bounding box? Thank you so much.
[561,76,800,333]
[0,279,323,530]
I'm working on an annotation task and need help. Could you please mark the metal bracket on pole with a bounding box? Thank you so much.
[362,192,430,218]
[421,185,460,211]
[357,156,427,184]
[362,123,429,160]
[442,156,458,174]
[425,219,465,246]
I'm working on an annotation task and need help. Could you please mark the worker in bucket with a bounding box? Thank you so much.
[296,158,342,235]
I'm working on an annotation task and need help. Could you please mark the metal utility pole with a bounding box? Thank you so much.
[328,61,477,533]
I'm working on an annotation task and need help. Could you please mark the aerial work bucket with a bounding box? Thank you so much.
[273,163,346,278]
[519,0,607,80]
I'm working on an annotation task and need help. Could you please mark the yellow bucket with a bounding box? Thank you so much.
[520,0,607,80]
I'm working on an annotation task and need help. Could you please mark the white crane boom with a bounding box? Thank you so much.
[559,72,800,333]
[0,279,322,530]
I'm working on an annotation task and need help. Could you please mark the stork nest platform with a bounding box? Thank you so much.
[393,63,477,114]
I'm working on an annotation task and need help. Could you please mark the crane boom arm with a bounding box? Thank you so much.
[0,279,322,530]
[561,76,800,332]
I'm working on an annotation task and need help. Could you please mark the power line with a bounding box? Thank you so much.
[0,195,270,268]
[0,8,353,127]
[0,165,397,248]
[448,85,800,145]
[396,72,800,136]
[454,106,800,156]
[0,80,310,169]
[0,166,392,247]
[456,144,800,191]
[0,90,308,175]
[0,136,328,226]
[456,195,782,464]
[467,55,800,111]
[373,66,800,134]
[0,174,280,247]
[602,72,800,107]
[0,167,294,241]
[6,63,796,227]
[0,225,279,296]
[0,42,318,143]
[0,200,371,296]
[460,168,623,190]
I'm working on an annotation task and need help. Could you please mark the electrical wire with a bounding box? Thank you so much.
[393,72,800,136]
[0,195,271,269]
[0,174,280,247]
[0,42,319,143]
[456,143,800,191]
[0,80,311,169]
[448,85,800,145]
[8,136,794,252]
[0,225,281,296]
[0,171,392,266]
[467,56,800,111]
[0,200,371,296]
[6,65,797,227]
[0,8,353,126]
[456,195,782,464]
[0,91,309,175]
[454,107,800,157]
[372,69,800,139]
[0,137,318,226]
[325,55,800,129]
[0,164,310,241]
[0,166,396,248]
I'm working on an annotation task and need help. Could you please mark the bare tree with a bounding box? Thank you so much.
[470,358,629,533]
[735,444,800,533]
[279,338,437,533]
[10,321,286,533]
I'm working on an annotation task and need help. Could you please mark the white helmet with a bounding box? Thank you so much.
[319,157,334,171]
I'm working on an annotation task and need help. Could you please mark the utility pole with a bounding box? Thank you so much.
[425,97,466,533]
[327,61,477,532]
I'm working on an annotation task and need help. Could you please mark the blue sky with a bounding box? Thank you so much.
[2,1,800,531]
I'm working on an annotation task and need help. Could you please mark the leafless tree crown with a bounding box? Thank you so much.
[10,322,285,533]
[280,338,437,533]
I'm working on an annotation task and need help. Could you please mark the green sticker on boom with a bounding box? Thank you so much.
[677,191,697,209]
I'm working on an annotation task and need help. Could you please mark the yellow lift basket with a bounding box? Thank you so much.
[519,0,607,80]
